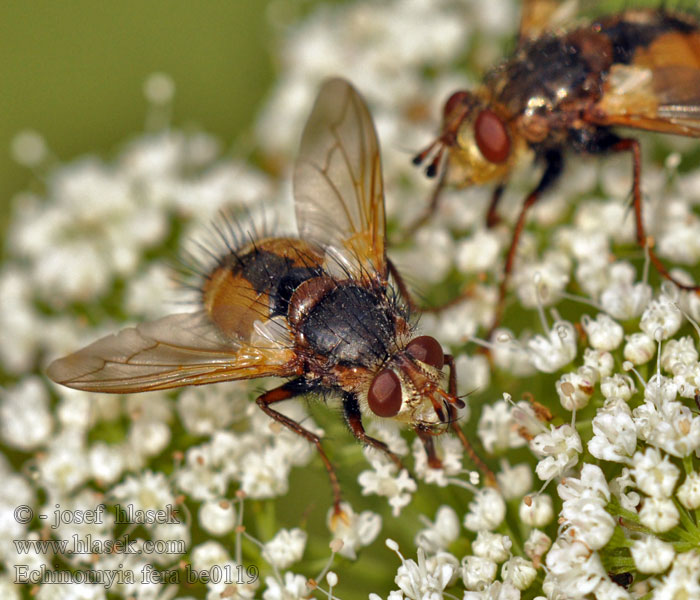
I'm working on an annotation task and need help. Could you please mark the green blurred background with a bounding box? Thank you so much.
[0,0,691,247]
[0,0,317,247]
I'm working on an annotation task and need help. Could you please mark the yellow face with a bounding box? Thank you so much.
[456,112,524,185]
[438,91,527,187]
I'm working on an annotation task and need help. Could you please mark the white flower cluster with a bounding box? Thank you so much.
[2,0,700,598]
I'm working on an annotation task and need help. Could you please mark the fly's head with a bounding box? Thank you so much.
[363,335,464,431]
[415,89,526,187]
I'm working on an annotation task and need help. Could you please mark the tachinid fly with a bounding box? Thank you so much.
[47,78,493,515]
[414,1,700,328]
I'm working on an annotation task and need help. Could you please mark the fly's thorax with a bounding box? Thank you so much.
[288,276,410,371]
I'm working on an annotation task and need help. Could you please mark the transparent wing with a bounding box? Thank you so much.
[47,313,297,393]
[519,0,578,42]
[593,29,700,137]
[293,77,387,280]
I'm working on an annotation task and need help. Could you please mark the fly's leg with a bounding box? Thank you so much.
[342,393,404,471]
[256,379,343,516]
[613,138,700,293]
[486,183,506,228]
[444,353,497,487]
[398,168,447,242]
[387,258,471,314]
[491,149,564,334]
[414,426,442,469]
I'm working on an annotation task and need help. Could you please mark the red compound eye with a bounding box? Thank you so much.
[474,109,510,164]
[443,90,470,120]
[368,369,402,417]
[406,335,444,370]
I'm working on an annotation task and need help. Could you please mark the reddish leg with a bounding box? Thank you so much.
[414,426,442,469]
[444,354,497,487]
[490,150,564,333]
[256,379,343,515]
[387,258,471,314]
[486,183,505,229]
[613,138,700,292]
[342,393,404,471]
[400,168,447,241]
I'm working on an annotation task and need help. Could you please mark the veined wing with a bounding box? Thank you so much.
[46,312,298,393]
[519,0,578,42]
[293,78,387,281]
[592,22,700,137]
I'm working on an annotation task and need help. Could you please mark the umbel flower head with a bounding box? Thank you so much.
[2,0,700,598]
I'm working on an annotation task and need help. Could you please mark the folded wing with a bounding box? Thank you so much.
[47,312,297,393]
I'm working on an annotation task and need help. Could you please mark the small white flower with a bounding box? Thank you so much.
[128,419,171,458]
[530,425,582,481]
[501,556,537,590]
[611,467,641,511]
[461,555,497,591]
[109,470,176,522]
[177,386,241,436]
[639,294,682,341]
[456,229,501,273]
[327,502,381,560]
[558,463,611,505]
[199,498,236,536]
[630,536,675,573]
[582,348,614,379]
[545,537,607,596]
[633,392,700,458]
[661,336,699,374]
[651,550,700,599]
[37,433,90,495]
[190,540,231,573]
[512,253,570,309]
[262,528,307,570]
[478,398,526,454]
[560,499,615,550]
[638,495,679,532]
[677,471,700,510]
[496,461,533,501]
[415,506,459,554]
[88,442,125,485]
[556,369,595,411]
[526,320,577,373]
[623,332,656,365]
[463,488,506,532]
[632,447,680,498]
[581,313,624,351]
[600,272,652,320]
[465,581,521,600]
[150,522,190,566]
[412,435,464,486]
[455,352,491,395]
[593,577,633,600]
[519,494,553,527]
[238,447,292,500]
[588,408,637,463]
[175,443,230,501]
[387,542,458,600]
[11,129,48,167]
[600,373,636,400]
[0,377,53,450]
[524,529,551,568]
[471,531,512,563]
[490,328,537,377]
[262,572,309,600]
[358,456,417,517]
